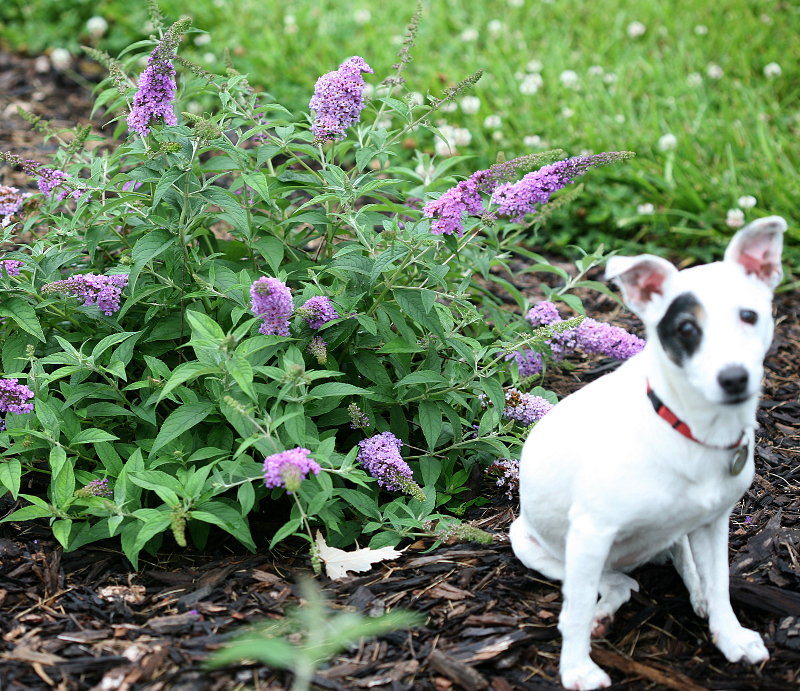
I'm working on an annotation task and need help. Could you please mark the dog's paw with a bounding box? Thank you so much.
[561,660,612,690]
[689,591,707,618]
[714,626,769,665]
[591,610,613,637]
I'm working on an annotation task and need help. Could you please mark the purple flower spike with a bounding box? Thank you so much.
[0,379,34,415]
[525,301,561,327]
[356,432,425,499]
[297,296,340,329]
[506,348,543,378]
[306,335,328,364]
[0,186,32,227]
[0,260,23,277]
[75,478,113,498]
[422,174,488,237]
[127,20,189,135]
[37,168,71,197]
[502,388,553,426]
[263,447,321,494]
[309,56,374,141]
[576,318,645,359]
[250,277,293,336]
[42,274,129,315]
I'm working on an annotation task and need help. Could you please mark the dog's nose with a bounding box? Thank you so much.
[717,365,749,396]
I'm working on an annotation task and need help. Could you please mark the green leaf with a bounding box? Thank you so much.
[152,167,184,209]
[227,353,256,401]
[268,517,302,548]
[376,337,423,354]
[395,371,447,388]
[158,362,221,402]
[150,401,215,456]
[336,488,381,520]
[52,461,75,508]
[91,331,140,363]
[71,428,120,444]
[393,289,446,338]
[241,171,271,202]
[0,297,45,342]
[0,503,54,523]
[237,481,255,516]
[186,310,225,342]
[309,382,376,399]
[0,459,22,499]
[190,500,256,551]
[418,400,443,451]
[52,519,73,548]
[253,236,284,275]
[130,228,175,291]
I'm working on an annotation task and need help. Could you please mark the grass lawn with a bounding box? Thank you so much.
[2,0,798,270]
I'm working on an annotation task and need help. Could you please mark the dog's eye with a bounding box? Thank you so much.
[740,309,758,325]
[677,320,699,339]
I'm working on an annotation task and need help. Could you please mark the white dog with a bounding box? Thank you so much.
[510,216,786,690]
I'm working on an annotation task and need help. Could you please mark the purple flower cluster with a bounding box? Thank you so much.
[127,21,188,135]
[348,402,370,430]
[297,296,340,329]
[57,188,92,204]
[505,348,543,378]
[522,300,645,362]
[356,431,424,499]
[0,260,23,277]
[486,458,520,499]
[491,153,632,222]
[0,186,32,227]
[42,273,129,315]
[309,56,374,141]
[306,335,327,364]
[37,168,71,197]
[423,152,632,237]
[0,379,34,415]
[75,478,113,498]
[250,277,293,336]
[502,388,553,425]
[263,447,321,494]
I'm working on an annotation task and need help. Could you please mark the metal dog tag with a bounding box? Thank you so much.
[731,444,749,476]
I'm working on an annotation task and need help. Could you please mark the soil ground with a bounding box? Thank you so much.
[1,51,799,691]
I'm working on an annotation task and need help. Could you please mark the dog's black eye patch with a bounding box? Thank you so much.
[657,292,704,365]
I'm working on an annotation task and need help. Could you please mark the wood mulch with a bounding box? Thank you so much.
[1,50,800,691]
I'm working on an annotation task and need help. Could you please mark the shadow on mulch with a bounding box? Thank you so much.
[1,50,800,691]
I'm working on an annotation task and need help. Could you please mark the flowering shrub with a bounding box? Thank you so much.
[0,2,638,568]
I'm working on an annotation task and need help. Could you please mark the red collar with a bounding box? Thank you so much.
[646,379,744,450]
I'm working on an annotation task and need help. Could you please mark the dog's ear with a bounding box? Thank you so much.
[724,215,786,290]
[605,255,677,318]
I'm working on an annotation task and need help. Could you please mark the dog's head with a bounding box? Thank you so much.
[606,216,786,405]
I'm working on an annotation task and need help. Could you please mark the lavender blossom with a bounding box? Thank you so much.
[422,173,488,237]
[42,274,129,315]
[486,458,520,500]
[74,478,113,498]
[309,56,374,141]
[296,296,340,329]
[0,186,32,227]
[525,301,561,327]
[37,168,71,197]
[502,387,553,426]
[306,335,328,364]
[506,348,543,377]
[250,276,293,336]
[576,318,645,359]
[127,19,190,136]
[348,402,370,430]
[263,447,321,494]
[0,379,34,415]
[0,260,23,277]
[491,153,633,222]
[356,432,425,500]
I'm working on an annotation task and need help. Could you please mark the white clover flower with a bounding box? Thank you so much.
[561,107,575,118]
[440,101,458,113]
[408,91,424,106]
[764,62,782,78]
[484,114,502,129]
[523,135,541,148]
[694,24,708,35]
[284,14,296,25]
[284,19,298,34]
[761,13,773,24]
[579,149,593,156]
[687,73,703,87]
[615,114,626,123]
[461,28,479,42]
[86,16,108,38]
[603,72,618,84]
[707,63,724,79]
[519,73,543,95]
[738,195,757,210]
[435,125,456,156]
[492,131,504,142]
[526,58,543,72]
[50,48,71,70]
[460,95,481,114]
[415,163,435,183]
[354,9,371,24]
[194,33,211,46]
[375,117,392,131]
[658,133,678,151]
[186,101,203,115]
[508,0,524,6]
[203,52,216,64]
[34,55,50,73]
[559,69,579,87]
[726,208,745,229]
[627,21,646,38]
[514,71,525,80]
[588,65,604,76]
[454,128,472,147]
[488,19,504,34]
[362,83,375,99]
[637,203,655,215]
[390,35,404,45]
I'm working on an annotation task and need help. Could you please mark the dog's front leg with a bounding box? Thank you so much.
[559,514,616,690]
[688,515,769,664]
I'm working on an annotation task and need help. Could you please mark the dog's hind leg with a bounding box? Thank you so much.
[671,535,707,617]
[592,571,639,636]
[509,517,565,582]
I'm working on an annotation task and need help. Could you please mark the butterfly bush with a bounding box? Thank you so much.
[42,274,129,315]
[250,277,293,336]
[263,448,321,494]
[309,56,374,141]
[0,379,34,415]
[74,478,113,498]
[0,186,32,227]
[0,259,23,276]
[357,432,425,500]
[296,296,340,329]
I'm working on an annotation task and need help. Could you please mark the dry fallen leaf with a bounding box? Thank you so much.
[315,531,403,580]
